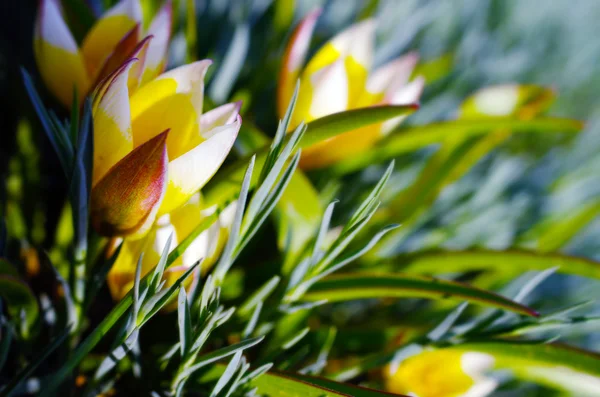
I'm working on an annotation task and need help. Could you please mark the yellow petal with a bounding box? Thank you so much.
[277,8,321,118]
[91,130,168,237]
[107,216,179,300]
[299,123,380,170]
[158,117,241,216]
[130,61,211,156]
[385,349,482,397]
[81,0,142,78]
[92,60,135,185]
[304,19,374,108]
[141,1,172,84]
[33,0,90,108]
[291,59,349,129]
[169,194,215,270]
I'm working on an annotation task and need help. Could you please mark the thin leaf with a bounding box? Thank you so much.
[331,117,584,175]
[303,273,538,316]
[252,370,408,397]
[390,249,600,280]
[238,276,280,318]
[178,287,192,357]
[176,337,264,382]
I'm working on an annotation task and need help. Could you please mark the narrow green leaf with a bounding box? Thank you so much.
[252,370,408,397]
[178,287,192,357]
[204,105,418,209]
[238,276,280,317]
[303,273,538,317]
[331,117,584,175]
[536,200,600,252]
[389,249,600,280]
[177,337,264,382]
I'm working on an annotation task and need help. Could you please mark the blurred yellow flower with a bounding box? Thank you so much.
[90,59,241,239]
[278,10,424,169]
[384,349,497,397]
[34,0,172,107]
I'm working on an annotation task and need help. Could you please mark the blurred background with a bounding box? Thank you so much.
[1,0,600,392]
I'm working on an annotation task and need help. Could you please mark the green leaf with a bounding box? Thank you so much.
[176,337,264,382]
[43,211,219,394]
[0,275,39,338]
[204,105,417,209]
[303,273,538,316]
[330,117,584,175]
[533,200,600,252]
[252,370,408,397]
[178,287,192,357]
[21,69,73,176]
[389,249,600,280]
[276,172,323,275]
[447,342,600,395]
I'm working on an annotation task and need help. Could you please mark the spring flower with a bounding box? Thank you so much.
[34,0,171,108]
[90,59,241,238]
[108,194,237,300]
[278,10,425,169]
[384,349,497,397]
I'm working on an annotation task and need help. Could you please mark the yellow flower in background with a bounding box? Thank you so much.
[90,59,241,238]
[384,349,497,397]
[278,10,425,169]
[34,0,172,108]
[108,195,237,300]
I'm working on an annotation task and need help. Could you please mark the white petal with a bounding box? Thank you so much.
[143,1,172,74]
[200,101,242,137]
[461,352,495,377]
[367,52,419,95]
[156,60,212,94]
[390,76,425,105]
[105,0,142,21]
[92,60,135,185]
[36,0,78,53]
[331,19,375,68]
[160,116,241,214]
[473,85,520,116]
[308,60,348,119]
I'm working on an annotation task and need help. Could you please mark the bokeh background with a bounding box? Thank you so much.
[1,0,600,391]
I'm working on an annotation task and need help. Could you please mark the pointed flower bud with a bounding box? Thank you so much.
[91,130,169,237]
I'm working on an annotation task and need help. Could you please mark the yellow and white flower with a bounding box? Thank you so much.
[34,0,172,107]
[90,59,241,240]
[384,349,497,397]
[278,10,425,169]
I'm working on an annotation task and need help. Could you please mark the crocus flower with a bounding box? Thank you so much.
[384,349,497,397]
[278,10,425,169]
[90,58,241,238]
[34,0,172,108]
[108,194,237,300]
